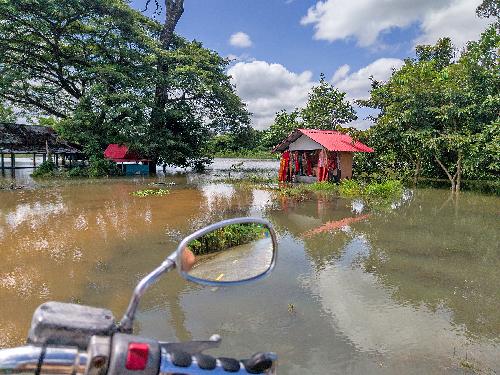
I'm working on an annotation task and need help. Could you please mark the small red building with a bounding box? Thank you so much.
[273,129,373,182]
[104,144,150,176]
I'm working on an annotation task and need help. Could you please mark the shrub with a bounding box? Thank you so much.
[66,166,88,177]
[88,156,121,177]
[338,179,362,197]
[364,180,403,199]
[308,181,338,192]
[31,160,56,177]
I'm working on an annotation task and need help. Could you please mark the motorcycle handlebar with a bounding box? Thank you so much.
[0,345,277,375]
[0,345,88,374]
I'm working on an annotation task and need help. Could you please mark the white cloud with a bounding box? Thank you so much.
[334,58,404,101]
[301,0,489,48]
[331,64,350,83]
[228,58,405,130]
[229,32,253,48]
[415,0,491,47]
[228,61,315,129]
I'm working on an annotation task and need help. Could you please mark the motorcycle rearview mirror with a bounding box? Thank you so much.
[177,218,277,286]
[119,218,277,333]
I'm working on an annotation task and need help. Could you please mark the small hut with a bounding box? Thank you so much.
[273,129,373,183]
[104,144,150,176]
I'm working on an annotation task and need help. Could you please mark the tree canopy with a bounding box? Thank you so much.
[261,77,357,149]
[0,0,249,169]
[358,26,499,191]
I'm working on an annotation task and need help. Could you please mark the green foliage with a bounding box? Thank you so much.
[188,224,267,255]
[363,180,403,199]
[131,189,170,197]
[66,166,88,178]
[301,74,357,130]
[308,181,338,192]
[261,109,301,149]
[0,102,15,122]
[87,156,121,177]
[0,0,249,170]
[338,179,403,199]
[31,161,56,178]
[358,26,500,190]
[338,179,362,197]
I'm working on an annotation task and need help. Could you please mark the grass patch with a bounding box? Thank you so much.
[131,188,170,197]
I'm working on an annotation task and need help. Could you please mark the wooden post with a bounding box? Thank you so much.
[1,153,4,171]
[10,153,15,178]
[55,154,59,167]
[33,153,36,167]
[43,153,46,163]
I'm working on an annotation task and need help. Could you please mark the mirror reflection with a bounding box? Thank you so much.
[182,223,274,283]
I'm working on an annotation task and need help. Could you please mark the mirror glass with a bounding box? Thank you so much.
[181,223,274,283]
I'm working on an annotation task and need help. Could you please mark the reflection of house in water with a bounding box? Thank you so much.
[273,129,373,183]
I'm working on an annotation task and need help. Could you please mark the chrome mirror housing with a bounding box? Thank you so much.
[119,217,277,333]
[176,217,278,286]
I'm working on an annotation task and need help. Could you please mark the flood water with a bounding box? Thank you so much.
[0,159,499,374]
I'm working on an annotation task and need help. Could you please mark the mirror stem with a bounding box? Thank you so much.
[119,256,176,333]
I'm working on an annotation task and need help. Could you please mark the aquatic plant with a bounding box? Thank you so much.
[131,189,170,197]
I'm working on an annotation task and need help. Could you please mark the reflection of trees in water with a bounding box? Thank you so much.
[0,184,205,347]
[354,191,500,340]
[267,190,500,340]
[187,184,255,232]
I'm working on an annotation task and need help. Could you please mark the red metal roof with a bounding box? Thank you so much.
[104,144,148,162]
[273,129,374,153]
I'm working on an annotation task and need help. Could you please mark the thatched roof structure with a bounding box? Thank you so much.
[0,122,81,154]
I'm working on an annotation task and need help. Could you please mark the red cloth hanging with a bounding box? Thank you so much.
[279,151,290,182]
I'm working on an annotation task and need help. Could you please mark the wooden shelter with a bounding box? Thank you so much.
[0,122,82,176]
[273,129,374,182]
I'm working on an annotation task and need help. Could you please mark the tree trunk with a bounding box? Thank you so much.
[435,155,457,192]
[148,0,184,174]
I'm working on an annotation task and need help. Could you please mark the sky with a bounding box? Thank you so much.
[130,0,491,130]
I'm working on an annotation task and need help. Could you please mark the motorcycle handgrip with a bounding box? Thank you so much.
[0,344,277,375]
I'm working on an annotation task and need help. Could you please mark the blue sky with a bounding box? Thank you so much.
[130,0,490,129]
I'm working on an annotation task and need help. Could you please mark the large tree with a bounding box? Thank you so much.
[0,0,250,168]
[301,74,357,130]
[360,28,499,191]
[0,0,159,155]
[262,77,357,149]
[143,0,250,171]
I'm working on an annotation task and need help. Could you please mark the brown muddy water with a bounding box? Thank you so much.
[0,161,499,374]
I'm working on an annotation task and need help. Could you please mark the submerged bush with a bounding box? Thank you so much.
[31,160,56,177]
[308,181,338,192]
[88,156,121,177]
[364,180,403,199]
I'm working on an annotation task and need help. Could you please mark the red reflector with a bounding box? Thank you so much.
[126,342,149,370]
